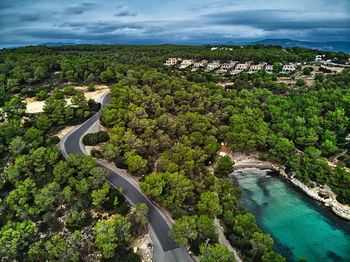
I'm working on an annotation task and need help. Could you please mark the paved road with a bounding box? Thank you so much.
[60,92,193,261]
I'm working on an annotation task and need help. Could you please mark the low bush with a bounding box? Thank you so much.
[36,90,48,101]
[54,91,64,99]
[64,85,76,96]
[82,131,109,146]
[88,83,96,92]
[91,148,102,158]
[88,99,101,112]
[46,136,60,146]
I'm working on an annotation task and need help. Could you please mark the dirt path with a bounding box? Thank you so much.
[327,150,349,171]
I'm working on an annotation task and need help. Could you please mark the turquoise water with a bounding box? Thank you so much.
[233,169,350,262]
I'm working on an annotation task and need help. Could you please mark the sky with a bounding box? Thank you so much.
[0,0,349,48]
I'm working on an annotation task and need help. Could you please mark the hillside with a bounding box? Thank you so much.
[250,39,350,53]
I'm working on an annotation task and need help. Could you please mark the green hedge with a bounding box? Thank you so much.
[82,131,109,146]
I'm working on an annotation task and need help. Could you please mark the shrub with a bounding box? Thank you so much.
[104,248,140,262]
[88,99,101,112]
[82,131,109,146]
[88,83,96,92]
[96,131,109,142]
[54,91,64,99]
[82,133,99,146]
[64,85,76,96]
[296,79,306,86]
[258,152,268,161]
[303,67,311,75]
[91,148,102,158]
[36,90,48,101]
[66,210,92,231]
[344,156,350,168]
[171,207,189,220]
[115,156,127,169]
[46,136,60,146]
[214,155,235,177]
[319,67,332,73]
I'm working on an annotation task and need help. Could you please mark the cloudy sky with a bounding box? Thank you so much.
[0,0,349,48]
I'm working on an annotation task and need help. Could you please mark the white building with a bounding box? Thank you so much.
[221,61,237,70]
[218,143,228,157]
[315,55,325,62]
[206,61,221,71]
[235,63,249,72]
[191,60,208,71]
[230,70,242,75]
[282,64,296,73]
[164,58,181,66]
[265,65,274,73]
[248,64,265,73]
[179,59,194,69]
[216,69,228,74]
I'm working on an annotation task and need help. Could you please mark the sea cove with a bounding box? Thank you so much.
[232,169,350,262]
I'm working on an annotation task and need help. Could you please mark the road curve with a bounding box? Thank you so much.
[59,91,193,262]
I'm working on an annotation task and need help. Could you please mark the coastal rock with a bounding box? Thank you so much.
[229,152,350,221]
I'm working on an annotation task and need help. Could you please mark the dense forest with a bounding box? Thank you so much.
[0,44,349,262]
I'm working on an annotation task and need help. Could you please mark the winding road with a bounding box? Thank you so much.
[59,91,193,262]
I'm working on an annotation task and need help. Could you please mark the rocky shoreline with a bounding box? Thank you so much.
[229,152,350,221]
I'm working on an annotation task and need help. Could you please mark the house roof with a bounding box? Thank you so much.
[219,145,228,153]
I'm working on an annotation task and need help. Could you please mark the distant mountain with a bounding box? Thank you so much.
[249,39,350,53]
[41,42,77,46]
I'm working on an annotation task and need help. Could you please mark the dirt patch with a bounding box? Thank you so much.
[218,82,233,87]
[276,76,295,85]
[322,66,344,74]
[25,99,45,113]
[131,231,153,262]
[74,84,108,92]
[229,152,276,170]
[54,126,77,139]
[25,86,109,114]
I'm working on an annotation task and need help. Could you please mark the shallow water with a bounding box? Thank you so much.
[233,169,350,262]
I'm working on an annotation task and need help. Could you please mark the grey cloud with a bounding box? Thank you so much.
[113,5,137,17]
[86,22,142,33]
[18,13,42,22]
[1,0,350,48]
[59,21,142,33]
[202,9,350,30]
[65,2,96,15]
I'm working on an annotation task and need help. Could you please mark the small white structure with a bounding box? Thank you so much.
[221,61,237,70]
[315,55,325,62]
[282,64,296,73]
[179,59,194,69]
[230,70,242,75]
[206,61,221,71]
[216,69,227,74]
[191,60,208,71]
[235,63,249,72]
[265,65,274,73]
[248,64,265,73]
[218,142,228,157]
[211,47,218,51]
[164,58,181,66]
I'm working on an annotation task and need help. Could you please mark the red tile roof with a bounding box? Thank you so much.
[220,145,228,153]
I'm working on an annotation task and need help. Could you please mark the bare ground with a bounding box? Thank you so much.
[25,85,109,113]
[131,230,153,262]
[54,126,76,139]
